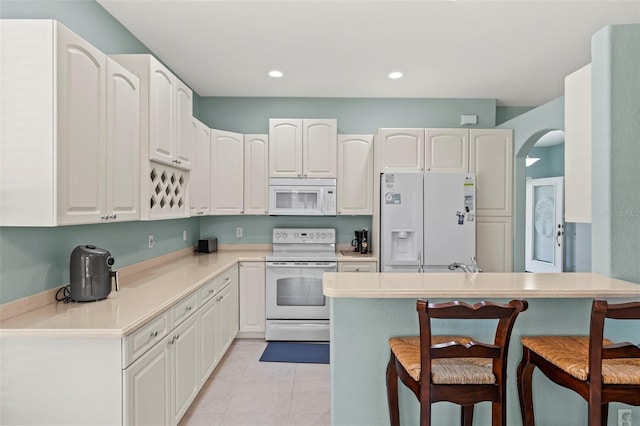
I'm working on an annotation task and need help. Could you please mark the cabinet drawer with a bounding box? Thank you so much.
[122,311,170,367]
[219,265,237,290]
[171,293,198,327]
[199,278,218,305]
[339,262,377,273]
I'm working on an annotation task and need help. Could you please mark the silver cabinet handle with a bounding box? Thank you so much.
[208,288,214,294]
[151,330,158,338]
[355,267,360,272]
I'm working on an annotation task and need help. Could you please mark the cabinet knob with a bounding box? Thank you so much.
[355,267,360,271]
[208,288,214,294]
[112,213,117,219]
[150,330,158,338]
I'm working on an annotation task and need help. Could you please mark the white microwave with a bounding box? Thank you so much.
[268,178,337,216]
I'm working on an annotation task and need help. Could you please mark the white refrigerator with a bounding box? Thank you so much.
[380,172,476,272]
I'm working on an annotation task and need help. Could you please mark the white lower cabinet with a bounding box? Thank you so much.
[124,333,171,426]
[476,216,513,272]
[124,265,239,426]
[124,313,199,426]
[217,278,239,357]
[239,262,266,336]
[338,261,378,272]
[199,294,219,384]
[171,315,199,425]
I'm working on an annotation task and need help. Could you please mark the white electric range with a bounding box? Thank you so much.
[265,228,337,341]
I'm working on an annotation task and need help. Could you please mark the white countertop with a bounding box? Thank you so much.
[0,250,269,337]
[323,272,640,298]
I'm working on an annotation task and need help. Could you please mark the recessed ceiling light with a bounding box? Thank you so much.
[388,71,403,79]
[268,70,284,78]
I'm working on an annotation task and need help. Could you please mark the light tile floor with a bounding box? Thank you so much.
[179,339,330,426]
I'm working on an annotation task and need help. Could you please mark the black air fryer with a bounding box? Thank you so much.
[69,245,119,302]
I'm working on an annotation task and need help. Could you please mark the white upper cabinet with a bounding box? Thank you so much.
[337,135,373,215]
[110,54,193,170]
[425,129,469,172]
[211,129,244,214]
[105,58,141,223]
[269,119,301,177]
[269,119,337,178]
[244,135,269,215]
[0,20,140,226]
[469,129,513,216]
[56,23,106,225]
[376,128,425,172]
[564,63,592,223]
[303,119,337,178]
[190,118,211,216]
[174,80,194,169]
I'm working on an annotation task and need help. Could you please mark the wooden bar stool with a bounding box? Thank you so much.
[386,299,528,426]
[518,299,640,426]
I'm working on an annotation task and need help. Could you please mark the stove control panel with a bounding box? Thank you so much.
[272,228,335,244]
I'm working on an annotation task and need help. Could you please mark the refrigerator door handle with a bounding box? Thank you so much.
[417,252,422,273]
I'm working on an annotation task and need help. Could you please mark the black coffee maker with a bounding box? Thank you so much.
[351,228,369,254]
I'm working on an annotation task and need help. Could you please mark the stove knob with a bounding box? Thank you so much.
[282,232,288,239]
[327,231,333,239]
[321,232,326,239]
[276,232,282,239]
[316,233,320,239]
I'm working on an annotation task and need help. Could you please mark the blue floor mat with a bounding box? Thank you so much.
[259,342,330,364]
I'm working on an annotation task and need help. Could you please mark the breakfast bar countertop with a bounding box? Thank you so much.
[323,272,640,299]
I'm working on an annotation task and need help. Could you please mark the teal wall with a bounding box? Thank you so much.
[0,219,200,303]
[196,97,497,134]
[591,24,640,284]
[496,106,535,126]
[525,143,565,179]
[498,97,565,272]
[0,0,150,54]
[200,216,371,246]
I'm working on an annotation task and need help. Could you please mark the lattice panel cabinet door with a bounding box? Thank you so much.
[148,163,189,219]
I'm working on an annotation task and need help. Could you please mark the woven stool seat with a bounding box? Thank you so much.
[517,300,640,426]
[521,336,640,385]
[389,336,494,384]
[386,299,528,426]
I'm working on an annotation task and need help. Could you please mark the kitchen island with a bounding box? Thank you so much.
[323,272,640,426]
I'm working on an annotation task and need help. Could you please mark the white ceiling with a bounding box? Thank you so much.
[97,0,640,106]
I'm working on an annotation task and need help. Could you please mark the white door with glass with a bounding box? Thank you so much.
[525,177,564,272]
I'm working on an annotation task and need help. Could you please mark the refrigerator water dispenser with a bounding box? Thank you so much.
[390,229,418,262]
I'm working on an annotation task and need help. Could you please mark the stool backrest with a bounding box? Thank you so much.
[416,300,528,384]
[588,300,640,385]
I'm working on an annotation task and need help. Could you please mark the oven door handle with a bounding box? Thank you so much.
[266,262,337,268]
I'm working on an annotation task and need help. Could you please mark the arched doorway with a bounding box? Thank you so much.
[516,129,591,273]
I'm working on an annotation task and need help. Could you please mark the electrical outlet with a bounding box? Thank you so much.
[182,230,187,241]
[236,227,243,238]
[618,409,632,426]
[148,235,155,248]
